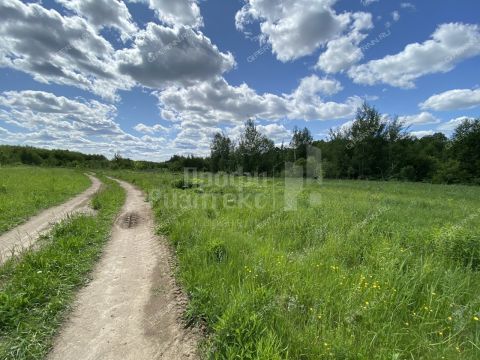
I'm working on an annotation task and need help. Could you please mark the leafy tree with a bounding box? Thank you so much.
[451,118,480,182]
[290,126,313,160]
[210,132,234,172]
[236,119,275,174]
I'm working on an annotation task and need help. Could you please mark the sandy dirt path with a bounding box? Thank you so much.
[0,174,101,265]
[48,178,198,360]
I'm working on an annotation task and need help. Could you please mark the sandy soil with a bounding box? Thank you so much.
[0,174,101,265]
[48,178,199,360]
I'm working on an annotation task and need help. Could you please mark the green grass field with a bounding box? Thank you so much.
[114,171,480,359]
[0,176,124,359]
[0,167,91,235]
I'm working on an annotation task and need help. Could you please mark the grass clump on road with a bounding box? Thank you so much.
[114,171,480,359]
[0,167,90,235]
[0,176,124,360]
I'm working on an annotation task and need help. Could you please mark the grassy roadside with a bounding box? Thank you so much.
[0,176,125,360]
[112,170,480,359]
[0,167,91,235]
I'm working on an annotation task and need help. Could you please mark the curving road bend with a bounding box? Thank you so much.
[0,174,102,265]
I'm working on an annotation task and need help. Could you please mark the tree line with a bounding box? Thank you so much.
[209,104,480,184]
[0,103,478,184]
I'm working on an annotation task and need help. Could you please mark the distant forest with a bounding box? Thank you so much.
[1,104,479,184]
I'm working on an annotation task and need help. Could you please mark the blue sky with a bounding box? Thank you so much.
[0,0,479,161]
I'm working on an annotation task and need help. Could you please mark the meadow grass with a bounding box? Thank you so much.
[0,167,90,235]
[114,170,480,359]
[0,176,125,359]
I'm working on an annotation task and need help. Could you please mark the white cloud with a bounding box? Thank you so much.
[420,88,480,111]
[129,0,202,28]
[400,3,416,10]
[410,130,434,138]
[361,0,379,6]
[0,0,233,100]
[134,123,170,134]
[398,112,440,126]
[0,90,178,161]
[437,116,474,131]
[56,0,138,41]
[116,24,235,88]
[0,0,134,101]
[349,23,480,88]
[293,76,344,97]
[316,12,373,73]
[236,0,354,62]
[392,11,400,22]
[152,0,202,28]
[257,124,291,143]
[0,90,122,135]
[156,75,360,127]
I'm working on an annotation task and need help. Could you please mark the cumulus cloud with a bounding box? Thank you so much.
[420,88,480,111]
[0,90,177,160]
[129,0,202,28]
[392,11,400,22]
[56,0,138,41]
[0,90,122,135]
[0,0,233,100]
[0,0,134,101]
[134,123,170,134]
[348,23,480,88]
[400,3,416,10]
[116,24,235,88]
[257,123,291,143]
[410,130,434,138]
[316,12,373,73]
[156,75,360,127]
[149,0,202,28]
[225,123,291,145]
[236,0,353,62]
[437,116,474,131]
[398,112,440,126]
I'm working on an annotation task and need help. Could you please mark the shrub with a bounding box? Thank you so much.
[399,166,416,181]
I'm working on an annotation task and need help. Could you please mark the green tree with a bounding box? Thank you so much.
[451,118,480,182]
[290,126,313,160]
[210,132,234,172]
[237,119,275,174]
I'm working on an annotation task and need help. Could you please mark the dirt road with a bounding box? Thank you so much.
[0,174,101,265]
[48,178,198,360]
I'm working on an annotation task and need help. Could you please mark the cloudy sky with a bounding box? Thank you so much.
[0,0,479,161]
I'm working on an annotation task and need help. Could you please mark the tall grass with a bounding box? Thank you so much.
[114,171,480,359]
[0,167,90,235]
[0,176,125,359]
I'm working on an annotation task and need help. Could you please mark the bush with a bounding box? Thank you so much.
[399,166,416,182]
[171,179,201,190]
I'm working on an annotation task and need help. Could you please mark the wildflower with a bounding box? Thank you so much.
[448,316,452,321]
[474,316,479,321]
[438,331,443,336]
